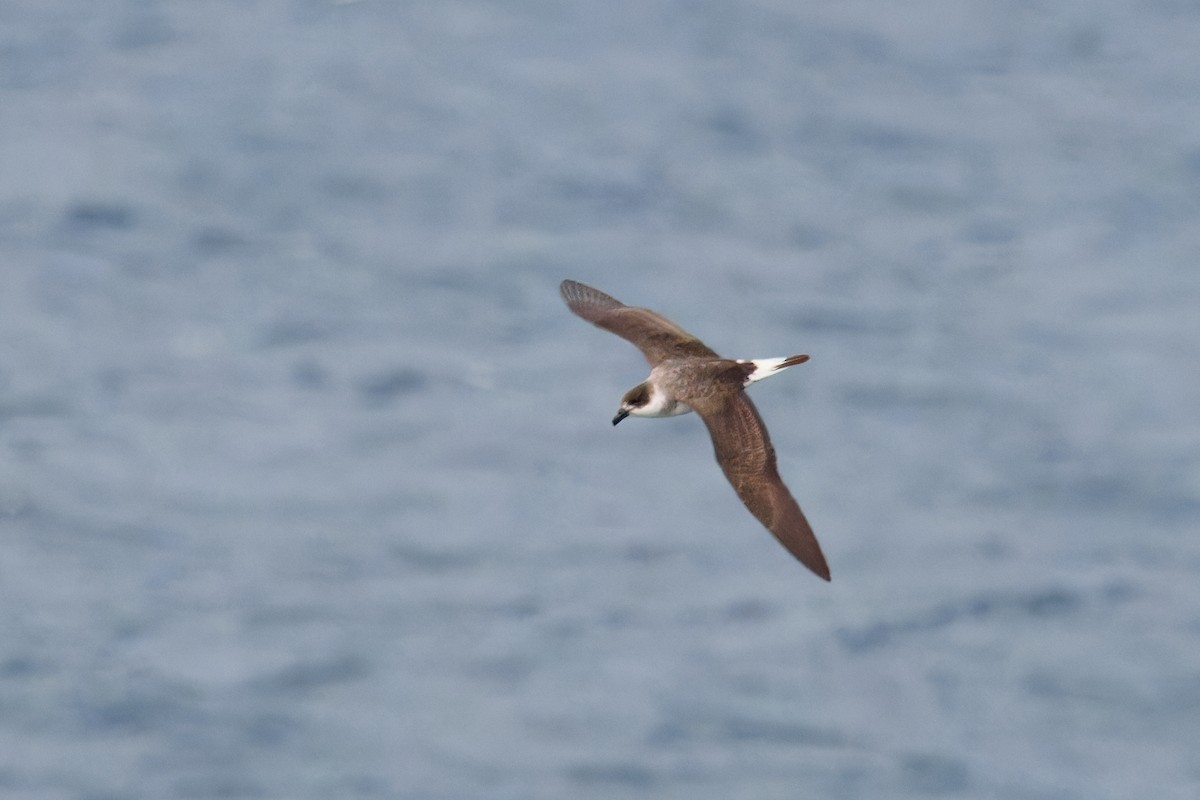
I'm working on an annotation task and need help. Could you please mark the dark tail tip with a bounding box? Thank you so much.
[782,354,810,368]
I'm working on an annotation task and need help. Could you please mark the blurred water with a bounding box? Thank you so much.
[2,2,1199,798]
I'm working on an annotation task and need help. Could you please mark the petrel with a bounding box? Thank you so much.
[560,279,830,581]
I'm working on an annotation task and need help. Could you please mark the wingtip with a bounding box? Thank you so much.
[559,279,626,314]
[560,278,598,305]
[805,553,832,582]
[781,520,830,581]
[778,534,831,582]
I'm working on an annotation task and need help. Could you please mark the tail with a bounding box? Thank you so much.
[738,354,810,385]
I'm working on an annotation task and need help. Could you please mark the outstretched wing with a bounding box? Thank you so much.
[696,392,830,581]
[560,279,720,366]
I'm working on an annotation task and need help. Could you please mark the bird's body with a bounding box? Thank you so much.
[560,279,830,581]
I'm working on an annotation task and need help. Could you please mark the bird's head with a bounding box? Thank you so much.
[613,383,651,425]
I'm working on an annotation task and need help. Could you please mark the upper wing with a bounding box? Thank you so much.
[560,279,720,366]
[696,392,830,581]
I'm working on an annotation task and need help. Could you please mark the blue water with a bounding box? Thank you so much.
[2,2,1199,798]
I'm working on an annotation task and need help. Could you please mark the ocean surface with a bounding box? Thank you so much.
[2,2,1199,798]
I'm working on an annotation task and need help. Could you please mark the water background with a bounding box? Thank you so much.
[2,2,1199,798]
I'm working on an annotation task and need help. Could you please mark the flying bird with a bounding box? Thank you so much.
[560,279,830,581]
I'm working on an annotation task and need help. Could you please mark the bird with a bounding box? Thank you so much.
[559,279,830,581]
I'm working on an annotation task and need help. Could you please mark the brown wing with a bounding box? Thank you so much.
[695,391,830,581]
[560,280,720,366]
